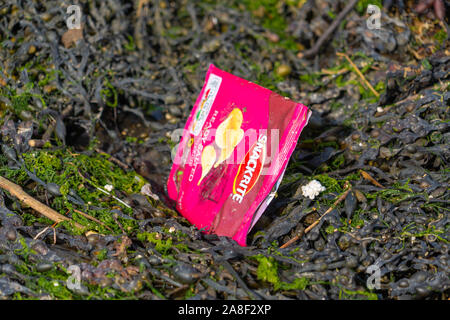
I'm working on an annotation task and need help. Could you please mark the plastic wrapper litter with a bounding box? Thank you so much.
[167,64,311,246]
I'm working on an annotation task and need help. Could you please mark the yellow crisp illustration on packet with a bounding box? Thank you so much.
[198,108,244,185]
[214,108,244,168]
[198,145,216,185]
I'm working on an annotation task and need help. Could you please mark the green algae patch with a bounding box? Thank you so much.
[0,146,147,235]
[237,0,302,51]
[254,255,309,291]
[312,174,343,194]
[339,287,378,300]
[356,0,382,15]
[137,231,191,255]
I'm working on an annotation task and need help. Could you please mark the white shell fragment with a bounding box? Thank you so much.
[104,184,114,192]
[301,180,326,200]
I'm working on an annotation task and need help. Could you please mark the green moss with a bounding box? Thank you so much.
[327,10,336,20]
[422,202,450,216]
[1,82,47,115]
[374,80,385,94]
[356,0,382,15]
[11,91,32,113]
[350,210,365,228]
[330,153,345,170]
[137,231,190,255]
[256,72,283,93]
[124,35,136,51]
[255,255,281,286]
[10,259,142,300]
[100,77,118,108]
[280,277,309,290]
[422,59,432,71]
[365,179,417,204]
[330,101,344,111]
[38,69,58,88]
[125,136,138,143]
[312,174,343,194]
[300,72,321,86]
[0,146,146,235]
[184,285,196,299]
[96,248,108,261]
[184,62,200,74]
[235,0,301,51]
[163,26,186,39]
[280,171,303,185]
[325,225,336,234]
[332,52,380,102]
[254,255,309,291]
[434,29,447,45]
[7,258,78,299]
[267,245,307,264]
[37,277,75,299]
[339,210,367,233]
[400,225,448,243]
[14,236,37,262]
[339,287,378,300]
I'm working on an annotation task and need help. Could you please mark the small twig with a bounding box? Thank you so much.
[73,209,113,232]
[50,222,58,245]
[321,68,349,76]
[53,225,57,244]
[298,0,358,59]
[336,52,379,97]
[136,0,149,18]
[34,226,51,240]
[0,175,84,230]
[33,223,57,245]
[360,169,384,188]
[280,183,352,249]
[112,213,126,234]
[95,148,129,170]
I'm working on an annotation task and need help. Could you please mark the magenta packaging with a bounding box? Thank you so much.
[167,64,311,246]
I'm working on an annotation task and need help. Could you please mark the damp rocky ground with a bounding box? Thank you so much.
[0,0,448,300]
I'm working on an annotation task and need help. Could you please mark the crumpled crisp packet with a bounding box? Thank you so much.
[167,64,311,246]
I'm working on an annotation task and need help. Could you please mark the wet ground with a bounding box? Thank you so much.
[0,0,448,300]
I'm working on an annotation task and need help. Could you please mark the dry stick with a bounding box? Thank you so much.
[136,0,149,18]
[112,214,126,234]
[95,148,129,170]
[336,52,379,97]
[33,225,51,240]
[0,176,84,230]
[298,0,358,59]
[321,68,349,76]
[360,169,384,188]
[280,185,352,249]
[52,224,57,244]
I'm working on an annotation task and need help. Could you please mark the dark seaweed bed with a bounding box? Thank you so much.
[0,0,448,300]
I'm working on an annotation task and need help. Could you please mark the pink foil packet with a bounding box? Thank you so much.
[167,64,311,246]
